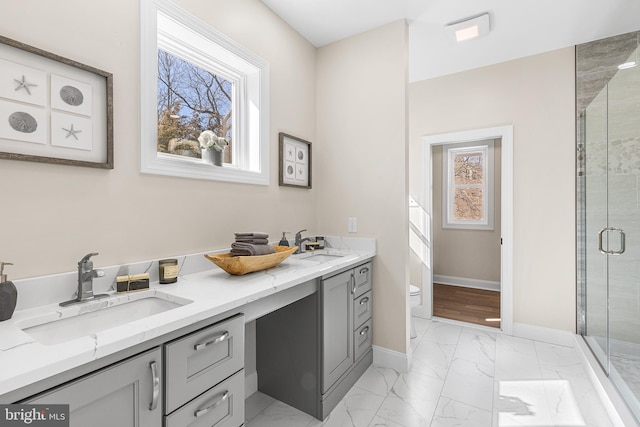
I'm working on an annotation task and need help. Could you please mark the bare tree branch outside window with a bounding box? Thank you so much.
[453,151,484,221]
[157,50,233,162]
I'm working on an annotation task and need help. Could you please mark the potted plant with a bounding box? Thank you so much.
[198,130,229,166]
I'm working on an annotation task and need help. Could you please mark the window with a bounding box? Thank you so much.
[140,0,269,185]
[442,140,494,230]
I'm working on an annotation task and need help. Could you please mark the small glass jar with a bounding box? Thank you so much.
[159,259,178,284]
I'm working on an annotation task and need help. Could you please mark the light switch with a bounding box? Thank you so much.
[348,217,358,233]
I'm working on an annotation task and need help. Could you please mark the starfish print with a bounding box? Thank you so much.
[14,75,37,95]
[62,124,82,140]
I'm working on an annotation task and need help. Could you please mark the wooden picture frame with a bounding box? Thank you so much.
[279,132,311,188]
[0,35,113,169]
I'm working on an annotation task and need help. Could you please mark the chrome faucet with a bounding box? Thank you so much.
[294,229,314,254]
[60,253,108,307]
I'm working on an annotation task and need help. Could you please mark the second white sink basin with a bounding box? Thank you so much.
[294,250,349,263]
[17,292,192,345]
[302,254,345,263]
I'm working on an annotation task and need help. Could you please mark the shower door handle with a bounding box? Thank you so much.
[598,227,626,255]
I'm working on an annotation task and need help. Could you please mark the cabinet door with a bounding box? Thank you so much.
[321,269,353,393]
[165,370,244,427]
[164,314,244,414]
[353,290,372,329]
[27,348,162,427]
[353,262,372,297]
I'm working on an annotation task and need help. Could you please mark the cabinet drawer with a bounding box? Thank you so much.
[353,290,372,329]
[353,262,372,297]
[165,369,244,427]
[165,314,244,414]
[354,318,372,362]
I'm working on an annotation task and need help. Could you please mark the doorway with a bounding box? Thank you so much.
[418,126,513,334]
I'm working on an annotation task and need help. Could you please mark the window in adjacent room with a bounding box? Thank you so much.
[140,0,269,185]
[442,140,494,230]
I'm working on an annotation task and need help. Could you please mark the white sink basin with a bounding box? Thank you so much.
[294,250,349,263]
[17,292,192,345]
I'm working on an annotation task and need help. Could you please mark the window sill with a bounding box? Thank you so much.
[141,154,268,185]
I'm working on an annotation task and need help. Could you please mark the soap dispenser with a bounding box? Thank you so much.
[278,232,290,247]
[0,262,17,321]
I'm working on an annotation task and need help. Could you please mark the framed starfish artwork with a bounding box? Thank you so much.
[0,35,113,169]
[279,132,311,189]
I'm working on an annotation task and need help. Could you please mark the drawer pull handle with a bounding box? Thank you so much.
[359,267,369,275]
[359,297,369,305]
[194,331,230,351]
[194,390,230,418]
[149,361,160,411]
[351,274,356,295]
[359,326,370,336]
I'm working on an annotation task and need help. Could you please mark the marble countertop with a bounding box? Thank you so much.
[0,237,375,398]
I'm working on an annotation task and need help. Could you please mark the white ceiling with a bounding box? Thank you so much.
[260,0,640,82]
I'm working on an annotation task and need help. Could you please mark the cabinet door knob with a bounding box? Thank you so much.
[149,361,160,411]
[194,331,230,351]
[194,390,230,418]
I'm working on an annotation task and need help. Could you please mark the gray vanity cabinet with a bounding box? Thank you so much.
[256,262,373,421]
[26,347,162,427]
[321,268,354,393]
[321,262,372,393]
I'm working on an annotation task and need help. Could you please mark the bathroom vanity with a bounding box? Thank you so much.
[0,237,375,426]
[257,261,372,419]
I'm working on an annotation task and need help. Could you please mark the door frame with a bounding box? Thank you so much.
[421,125,513,334]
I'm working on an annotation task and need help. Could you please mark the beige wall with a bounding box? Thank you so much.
[316,21,410,354]
[410,48,577,332]
[0,0,317,279]
[432,141,502,283]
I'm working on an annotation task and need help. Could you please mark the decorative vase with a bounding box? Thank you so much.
[202,149,223,166]
[212,149,223,166]
[0,281,17,321]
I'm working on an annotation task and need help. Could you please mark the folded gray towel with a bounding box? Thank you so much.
[230,242,276,256]
[234,232,269,239]
[235,238,269,245]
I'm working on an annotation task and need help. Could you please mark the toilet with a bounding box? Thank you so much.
[410,284,421,339]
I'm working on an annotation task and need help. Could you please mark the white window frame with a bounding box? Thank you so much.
[140,0,269,185]
[442,140,494,230]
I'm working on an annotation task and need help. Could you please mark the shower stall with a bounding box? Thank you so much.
[577,30,640,422]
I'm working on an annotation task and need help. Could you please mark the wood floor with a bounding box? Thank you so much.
[433,283,501,328]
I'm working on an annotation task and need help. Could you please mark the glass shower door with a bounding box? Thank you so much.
[580,31,640,421]
[606,47,640,413]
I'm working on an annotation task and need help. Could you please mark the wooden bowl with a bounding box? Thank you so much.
[204,246,298,275]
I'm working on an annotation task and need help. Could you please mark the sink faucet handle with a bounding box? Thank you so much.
[79,252,99,266]
[295,229,307,236]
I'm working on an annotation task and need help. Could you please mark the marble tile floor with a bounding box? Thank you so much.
[245,317,615,427]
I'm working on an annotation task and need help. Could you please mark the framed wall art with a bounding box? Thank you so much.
[0,35,113,169]
[279,132,311,188]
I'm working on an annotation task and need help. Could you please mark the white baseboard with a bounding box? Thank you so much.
[245,371,258,399]
[373,345,410,373]
[511,322,575,347]
[433,274,500,291]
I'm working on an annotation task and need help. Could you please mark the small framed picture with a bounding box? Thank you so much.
[279,132,311,188]
[0,35,113,169]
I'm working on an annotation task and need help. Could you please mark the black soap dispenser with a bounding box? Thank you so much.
[0,262,17,321]
[278,232,290,247]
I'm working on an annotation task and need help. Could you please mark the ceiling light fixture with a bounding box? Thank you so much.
[617,32,638,70]
[445,13,490,43]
